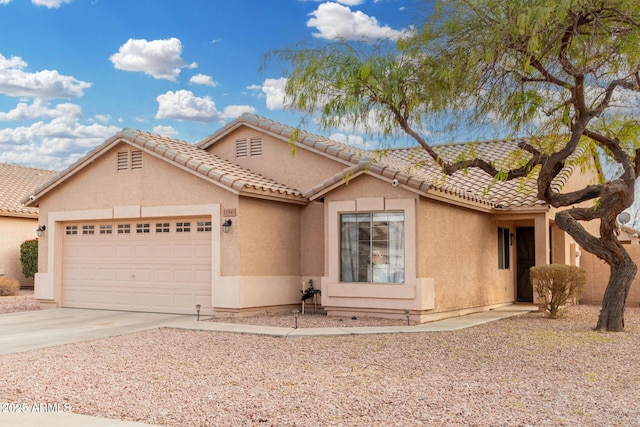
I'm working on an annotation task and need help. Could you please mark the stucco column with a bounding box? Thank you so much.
[534,212,550,266]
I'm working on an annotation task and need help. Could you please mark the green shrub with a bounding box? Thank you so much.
[20,239,38,279]
[0,277,19,296]
[530,264,587,319]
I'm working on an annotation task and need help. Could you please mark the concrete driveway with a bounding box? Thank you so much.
[0,308,191,355]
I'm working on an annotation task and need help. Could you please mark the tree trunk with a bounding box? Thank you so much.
[596,253,637,332]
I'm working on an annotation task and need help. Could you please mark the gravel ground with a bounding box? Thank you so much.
[0,295,40,314]
[1,300,639,426]
[212,311,410,328]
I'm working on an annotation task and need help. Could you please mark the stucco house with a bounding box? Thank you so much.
[0,163,58,287]
[24,114,597,322]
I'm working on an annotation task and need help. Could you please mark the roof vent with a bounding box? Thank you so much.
[236,139,248,158]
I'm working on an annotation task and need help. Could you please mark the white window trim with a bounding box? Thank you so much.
[327,198,416,287]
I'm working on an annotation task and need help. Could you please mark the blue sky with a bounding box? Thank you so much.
[0,0,424,170]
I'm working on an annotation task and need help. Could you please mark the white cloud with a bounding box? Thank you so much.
[336,0,364,5]
[0,54,91,98]
[155,90,221,122]
[32,0,72,8]
[155,89,254,123]
[153,125,178,136]
[1,0,72,7]
[92,114,112,124]
[258,77,291,110]
[0,99,53,121]
[189,74,218,87]
[0,106,120,170]
[221,105,256,119]
[110,38,197,81]
[308,2,411,42]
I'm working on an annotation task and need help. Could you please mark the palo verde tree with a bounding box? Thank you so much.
[274,0,640,331]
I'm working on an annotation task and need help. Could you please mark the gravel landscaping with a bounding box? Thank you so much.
[0,294,40,314]
[1,302,639,426]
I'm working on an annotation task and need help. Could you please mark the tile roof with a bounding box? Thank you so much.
[26,128,306,205]
[198,113,369,164]
[26,113,585,211]
[0,163,58,217]
[222,114,579,209]
[123,130,305,200]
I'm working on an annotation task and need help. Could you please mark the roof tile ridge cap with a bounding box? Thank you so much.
[206,168,248,191]
[431,180,492,203]
[304,162,367,196]
[0,162,57,174]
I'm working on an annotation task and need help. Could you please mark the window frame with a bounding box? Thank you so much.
[82,225,95,235]
[197,221,212,232]
[100,224,113,235]
[498,227,511,270]
[155,222,171,233]
[176,221,191,233]
[339,211,405,284]
[136,223,150,234]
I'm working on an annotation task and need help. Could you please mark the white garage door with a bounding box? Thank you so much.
[62,218,213,315]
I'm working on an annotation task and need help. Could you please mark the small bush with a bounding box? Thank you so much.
[0,277,20,296]
[20,239,38,279]
[530,264,587,319]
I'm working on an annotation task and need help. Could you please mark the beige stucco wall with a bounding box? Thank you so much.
[204,127,349,192]
[36,142,238,274]
[581,245,640,307]
[238,197,301,276]
[0,216,38,287]
[300,200,324,280]
[419,198,514,312]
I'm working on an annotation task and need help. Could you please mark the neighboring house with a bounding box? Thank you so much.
[581,225,640,307]
[0,163,58,288]
[24,114,598,321]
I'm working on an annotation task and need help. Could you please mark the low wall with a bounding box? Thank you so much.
[581,245,640,307]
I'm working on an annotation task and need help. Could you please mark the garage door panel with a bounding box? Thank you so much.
[169,294,191,310]
[194,244,210,259]
[96,268,113,281]
[174,269,195,283]
[65,244,92,259]
[114,268,134,281]
[62,218,213,315]
[115,246,134,259]
[174,244,194,259]
[194,269,211,284]
[95,245,116,258]
[134,244,154,258]
[154,244,174,258]
[154,269,173,283]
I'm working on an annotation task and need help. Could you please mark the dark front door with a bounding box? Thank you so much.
[516,227,535,302]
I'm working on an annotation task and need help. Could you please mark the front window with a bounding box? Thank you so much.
[340,212,405,283]
[498,227,510,269]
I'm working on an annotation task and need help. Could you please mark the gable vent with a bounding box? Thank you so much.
[117,151,129,171]
[250,137,263,157]
[131,150,143,170]
[236,139,248,158]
